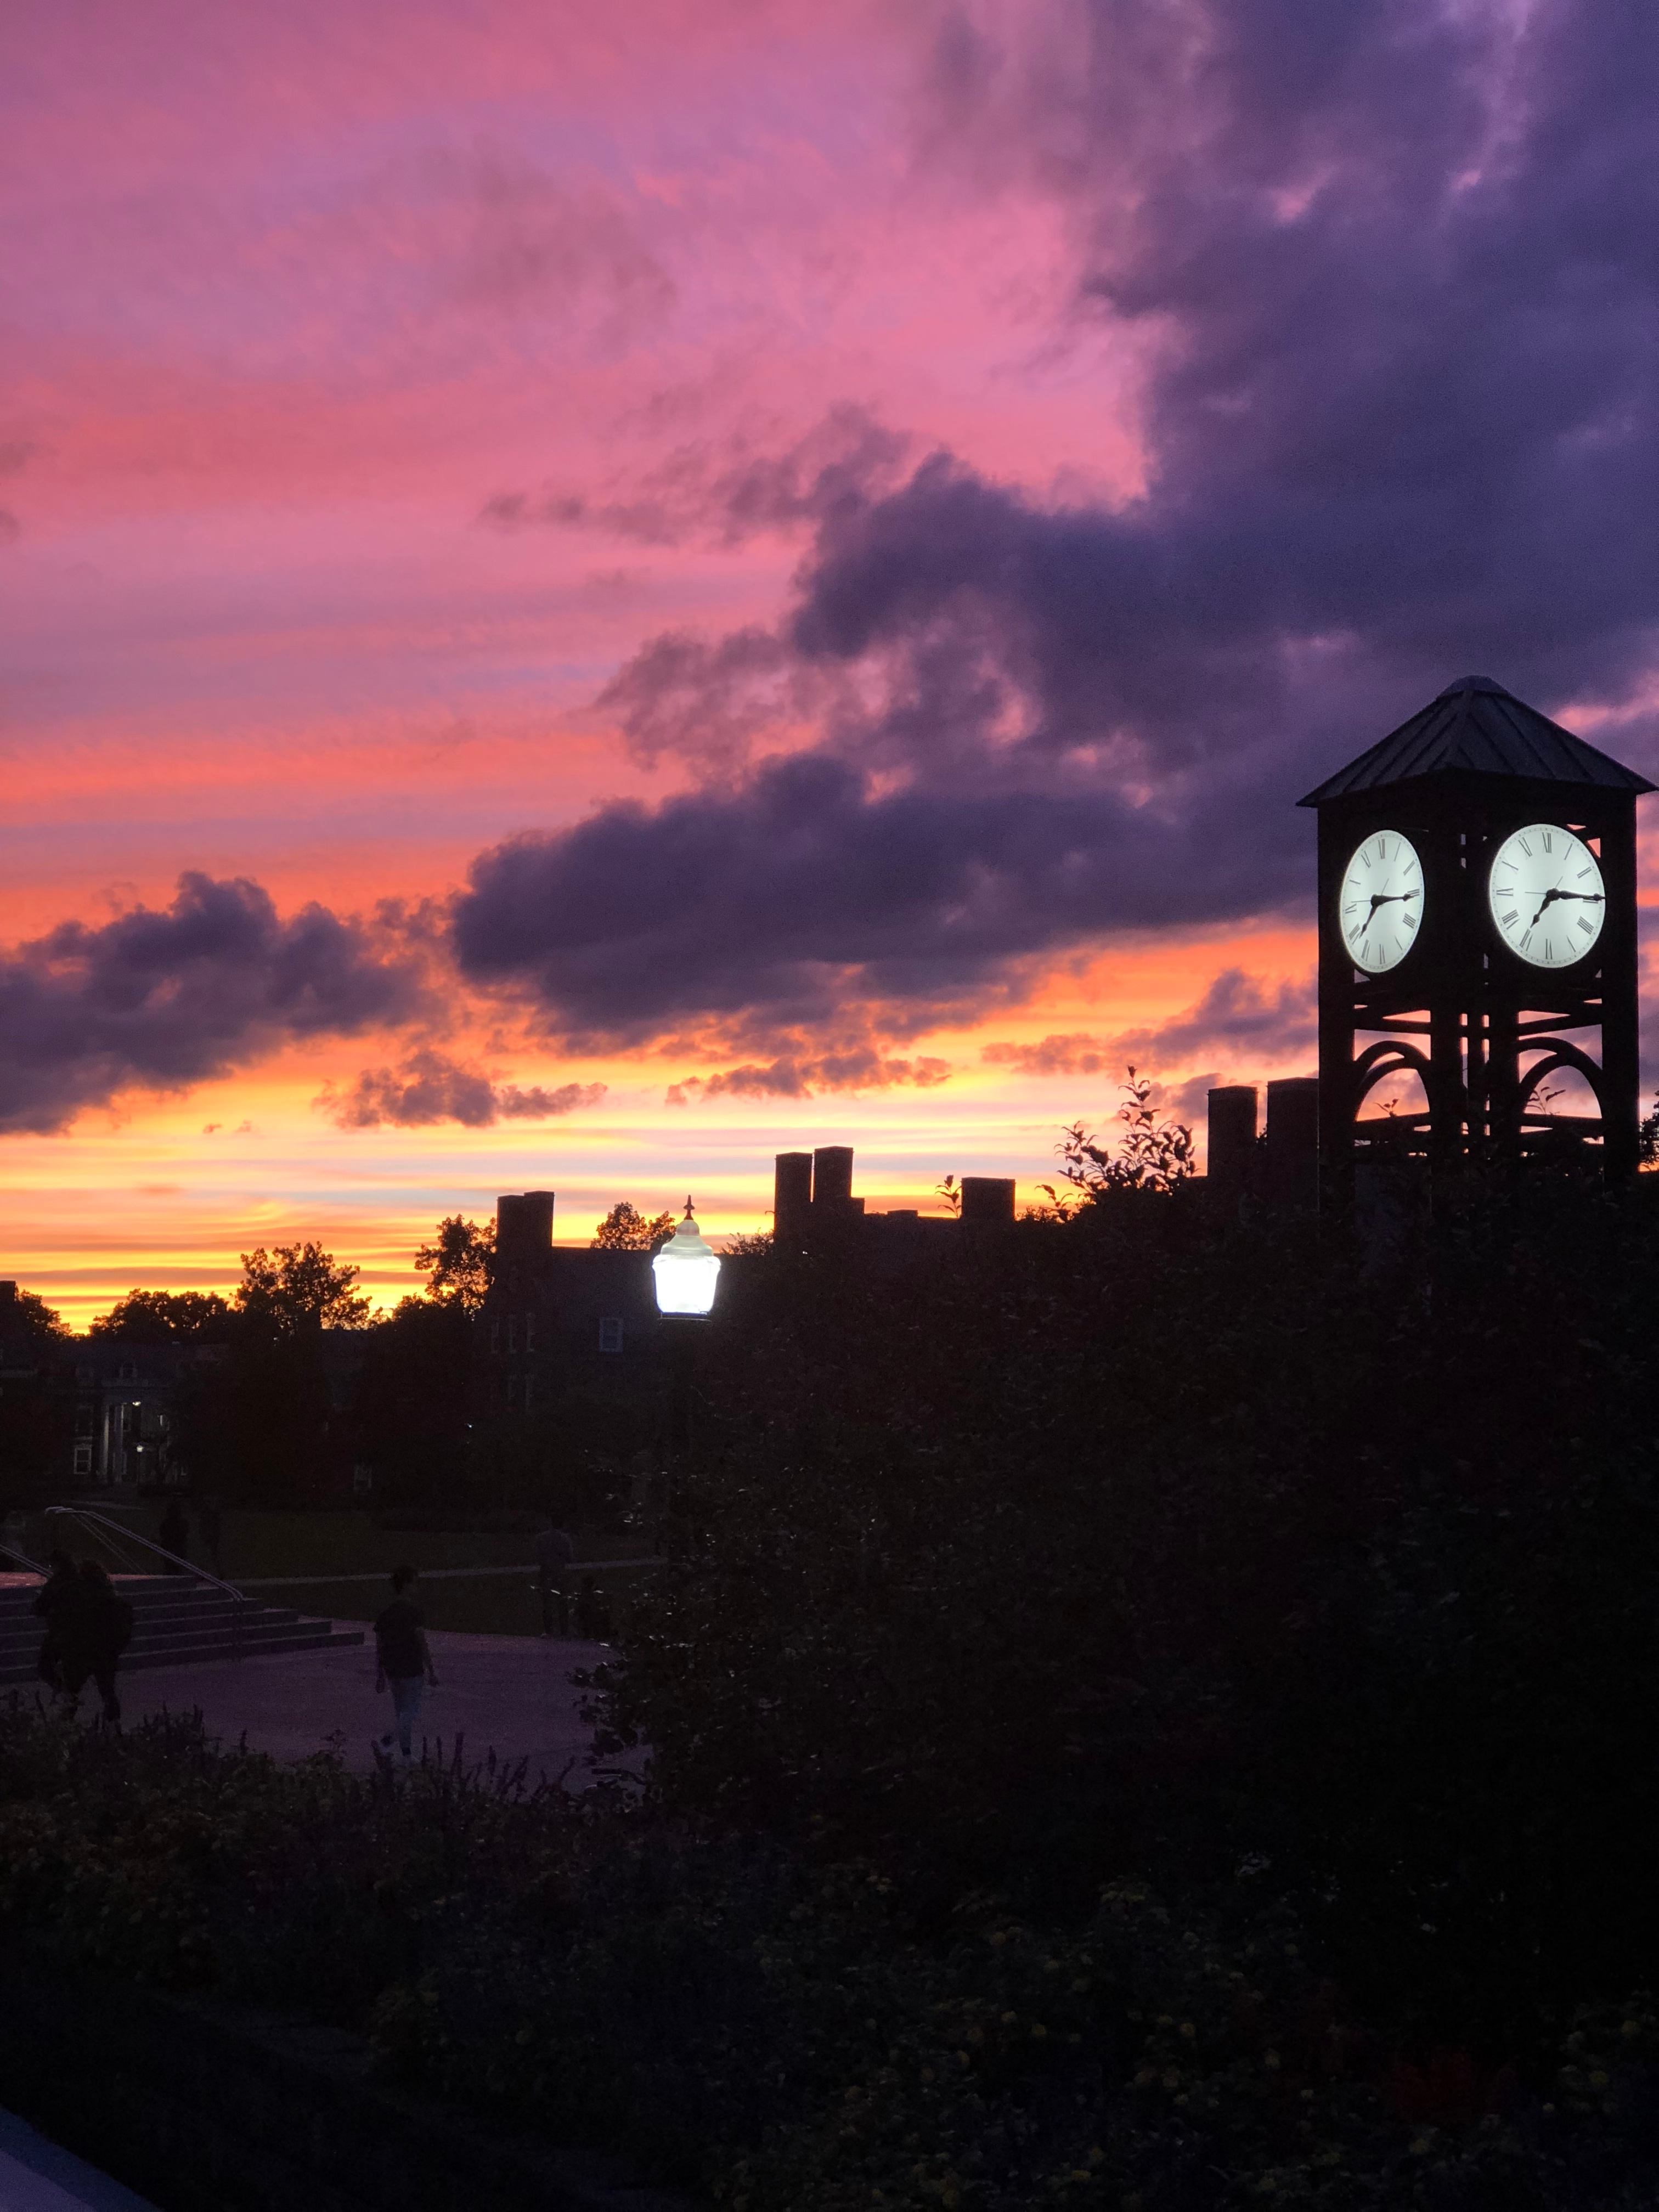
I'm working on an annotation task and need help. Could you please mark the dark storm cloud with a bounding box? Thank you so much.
[453,750,1279,1049]
[0,873,425,1133]
[454,0,1659,1047]
[317,1048,606,1128]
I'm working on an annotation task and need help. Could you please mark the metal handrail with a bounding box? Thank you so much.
[45,1505,245,1600]
[0,1537,45,1576]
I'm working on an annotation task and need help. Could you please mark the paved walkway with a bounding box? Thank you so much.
[110,1630,628,1781]
[0,2108,158,2211]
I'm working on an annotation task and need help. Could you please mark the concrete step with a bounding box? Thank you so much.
[0,1610,305,1645]
[0,1603,308,1644]
[0,1579,365,1686]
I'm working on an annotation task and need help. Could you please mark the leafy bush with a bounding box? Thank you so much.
[595,1177,1659,2054]
[9,1702,1659,2206]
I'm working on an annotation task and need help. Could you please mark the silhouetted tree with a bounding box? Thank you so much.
[0,1286,69,1341]
[235,1243,370,1334]
[87,1289,234,1343]
[1057,1066,1195,1199]
[0,1285,65,1503]
[414,1215,495,1312]
[592,1201,676,1251]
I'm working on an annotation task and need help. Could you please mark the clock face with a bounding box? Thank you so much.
[1487,823,1606,969]
[1339,830,1424,974]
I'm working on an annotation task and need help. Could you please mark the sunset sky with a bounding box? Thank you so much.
[4,0,1656,1324]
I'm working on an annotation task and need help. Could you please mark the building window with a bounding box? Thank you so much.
[522,1372,535,1412]
[599,1316,624,1355]
[506,1372,519,1408]
[524,1311,536,1353]
[490,1319,500,1355]
[507,1314,518,1355]
[75,1402,94,1438]
[117,1362,137,1383]
[74,1443,92,1476]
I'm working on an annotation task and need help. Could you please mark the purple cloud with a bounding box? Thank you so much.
[0,873,426,1135]
[317,1047,607,1129]
[664,1046,950,1106]
[453,0,1659,1053]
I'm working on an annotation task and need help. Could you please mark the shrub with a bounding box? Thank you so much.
[12,1702,1659,2205]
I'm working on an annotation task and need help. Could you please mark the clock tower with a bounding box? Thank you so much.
[1299,676,1652,1192]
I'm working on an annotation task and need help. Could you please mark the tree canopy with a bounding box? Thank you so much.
[414,1215,495,1312]
[87,1289,235,1343]
[592,1201,676,1251]
[235,1242,370,1333]
[0,1285,69,1341]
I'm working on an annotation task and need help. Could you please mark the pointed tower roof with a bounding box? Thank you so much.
[1299,675,1654,806]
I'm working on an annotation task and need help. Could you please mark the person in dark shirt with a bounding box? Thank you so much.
[59,1560,134,1724]
[31,1549,83,1693]
[374,1565,438,1768]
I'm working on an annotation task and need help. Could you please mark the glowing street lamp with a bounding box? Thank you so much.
[652,1198,722,1317]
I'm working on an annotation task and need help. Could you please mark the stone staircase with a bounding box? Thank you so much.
[0,1573,364,1687]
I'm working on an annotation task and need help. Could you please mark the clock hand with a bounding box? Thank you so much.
[1528,887,1563,928]
[1361,889,1417,933]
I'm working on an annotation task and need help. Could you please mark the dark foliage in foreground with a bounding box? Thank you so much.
[597,1177,1659,2063]
[4,1704,1659,2209]
[8,1176,1659,2205]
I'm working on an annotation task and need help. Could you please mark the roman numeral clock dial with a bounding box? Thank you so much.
[1487,823,1605,969]
[1339,831,1423,974]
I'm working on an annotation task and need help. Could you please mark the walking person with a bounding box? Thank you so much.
[373,1565,438,1770]
[31,1549,82,1694]
[157,1495,190,1571]
[535,1519,575,1638]
[60,1561,134,1725]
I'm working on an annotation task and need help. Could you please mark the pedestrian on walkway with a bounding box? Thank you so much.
[157,1496,190,1570]
[31,1548,82,1693]
[373,1565,438,1768]
[60,1560,134,1725]
[535,1519,575,1637]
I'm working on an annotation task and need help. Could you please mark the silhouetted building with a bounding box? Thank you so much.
[1265,1078,1321,1211]
[959,1176,1016,1227]
[1206,1087,1259,1201]
[68,1342,189,1488]
[481,1190,659,1418]
[771,1148,995,1257]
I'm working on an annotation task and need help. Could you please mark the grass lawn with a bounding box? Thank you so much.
[9,1506,654,1637]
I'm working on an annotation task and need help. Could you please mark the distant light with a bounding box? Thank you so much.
[652,1199,721,1318]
